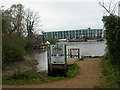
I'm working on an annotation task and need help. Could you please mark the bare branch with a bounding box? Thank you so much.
[109,1,112,13]
[99,1,117,15]
[111,3,117,14]
[99,1,111,14]
[24,8,40,37]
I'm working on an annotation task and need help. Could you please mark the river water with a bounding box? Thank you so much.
[58,41,106,57]
[34,41,106,72]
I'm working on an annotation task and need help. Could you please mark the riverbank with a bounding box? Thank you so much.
[3,58,103,88]
[2,59,38,77]
[2,62,79,85]
[2,49,46,77]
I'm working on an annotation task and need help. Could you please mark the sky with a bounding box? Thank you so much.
[1,0,119,33]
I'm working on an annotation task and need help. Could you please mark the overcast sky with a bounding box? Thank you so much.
[1,0,119,33]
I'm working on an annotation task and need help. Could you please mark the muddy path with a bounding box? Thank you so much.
[3,58,103,88]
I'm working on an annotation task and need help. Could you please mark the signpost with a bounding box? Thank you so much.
[48,44,67,76]
[69,48,80,58]
[51,45,65,64]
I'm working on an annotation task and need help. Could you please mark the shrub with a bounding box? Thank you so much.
[2,34,26,64]
[96,57,119,88]
[102,15,120,65]
[67,64,79,78]
[24,36,39,50]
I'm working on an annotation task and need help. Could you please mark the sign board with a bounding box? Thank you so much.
[69,48,80,58]
[50,44,66,64]
[71,48,79,56]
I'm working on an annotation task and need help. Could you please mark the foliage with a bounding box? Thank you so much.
[24,35,39,50]
[67,64,79,78]
[3,64,79,85]
[2,4,41,64]
[96,14,120,88]
[2,33,26,64]
[2,9,13,34]
[2,33,41,64]
[102,15,120,65]
[2,4,24,36]
[77,58,84,61]
[96,57,119,88]
[3,72,43,80]
[2,4,40,37]
[25,9,40,37]
[3,72,65,85]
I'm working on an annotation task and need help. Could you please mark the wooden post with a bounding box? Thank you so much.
[78,49,80,58]
[68,49,70,58]
[70,49,72,58]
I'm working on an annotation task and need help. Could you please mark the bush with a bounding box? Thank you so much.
[67,64,79,78]
[3,64,80,85]
[24,36,39,50]
[2,34,26,64]
[4,72,43,80]
[102,15,120,65]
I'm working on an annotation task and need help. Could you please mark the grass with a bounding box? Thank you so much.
[76,58,84,61]
[2,72,65,85]
[2,64,79,85]
[95,57,119,88]
[67,64,79,78]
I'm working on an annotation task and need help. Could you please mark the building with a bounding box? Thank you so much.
[43,28,103,40]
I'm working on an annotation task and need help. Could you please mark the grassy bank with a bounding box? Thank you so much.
[67,64,79,78]
[96,57,119,88]
[3,64,79,85]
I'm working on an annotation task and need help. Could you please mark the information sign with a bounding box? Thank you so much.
[71,48,78,56]
[50,44,66,64]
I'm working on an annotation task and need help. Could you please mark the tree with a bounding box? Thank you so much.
[2,8,13,34]
[24,9,39,37]
[99,1,117,15]
[2,4,24,36]
[9,4,24,37]
[99,1,120,65]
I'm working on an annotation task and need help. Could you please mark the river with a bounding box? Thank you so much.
[35,41,106,72]
[58,41,106,56]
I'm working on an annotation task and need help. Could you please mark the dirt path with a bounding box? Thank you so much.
[3,58,103,88]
